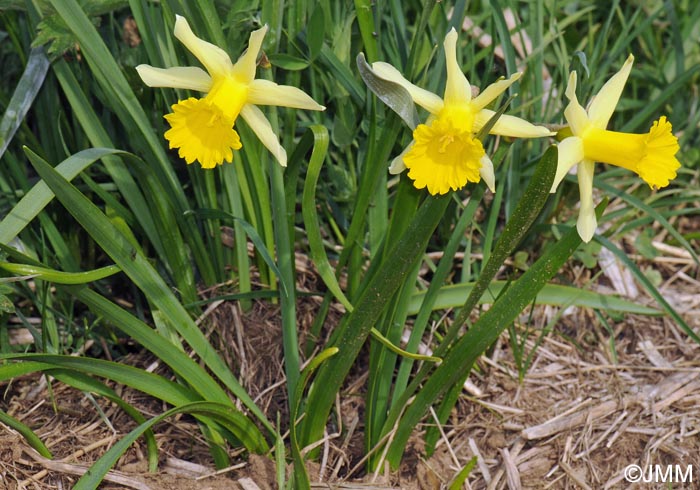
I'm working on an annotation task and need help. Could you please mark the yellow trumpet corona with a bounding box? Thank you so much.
[552,55,681,242]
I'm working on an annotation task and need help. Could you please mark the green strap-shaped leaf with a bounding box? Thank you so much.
[73,401,268,490]
[407,281,661,316]
[0,47,50,160]
[301,126,353,311]
[47,369,158,472]
[0,262,121,284]
[0,409,52,458]
[369,327,441,363]
[0,148,124,244]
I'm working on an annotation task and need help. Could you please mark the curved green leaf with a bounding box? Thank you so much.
[0,409,52,458]
[73,401,269,490]
[300,126,353,311]
[0,262,121,284]
[0,47,50,160]
[0,148,124,244]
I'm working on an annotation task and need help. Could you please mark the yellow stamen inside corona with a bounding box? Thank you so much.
[582,116,680,189]
[402,106,485,195]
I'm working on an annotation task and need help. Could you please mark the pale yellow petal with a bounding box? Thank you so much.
[135,65,212,91]
[443,28,471,105]
[240,104,287,166]
[587,54,634,129]
[388,142,412,174]
[231,25,268,83]
[479,154,495,192]
[370,62,444,114]
[248,79,325,110]
[474,110,554,138]
[551,136,584,191]
[563,71,590,136]
[576,159,597,243]
[471,73,521,110]
[173,15,233,77]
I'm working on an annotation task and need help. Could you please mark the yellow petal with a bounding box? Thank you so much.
[231,25,268,83]
[370,62,444,114]
[163,97,241,169]
[443,28,471,105]
[551,136,584,191]
[135,65,212,92]
[173,15,233,78]
[474,110,554,138]
[471,73,521,110]
[248,79,325,110]
[576,159,596,243]
[240,104,287,166]
[587,54,634,129]
[563,71,590,136]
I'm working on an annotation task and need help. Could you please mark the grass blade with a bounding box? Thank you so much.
[301,126,353,311]
[0,47,50,159]
[407,281,661,316]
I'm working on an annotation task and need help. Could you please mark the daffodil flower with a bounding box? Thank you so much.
[551,55,681,242]
[367,28,553,195]
[136,16,325,169]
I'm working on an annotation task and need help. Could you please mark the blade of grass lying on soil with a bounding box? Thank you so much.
[0,351,265,465]
[0,408,52,458]
[47,369,159,472]
[23,148,273,439]
[71,401,267,490]
[407,281,661,316]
